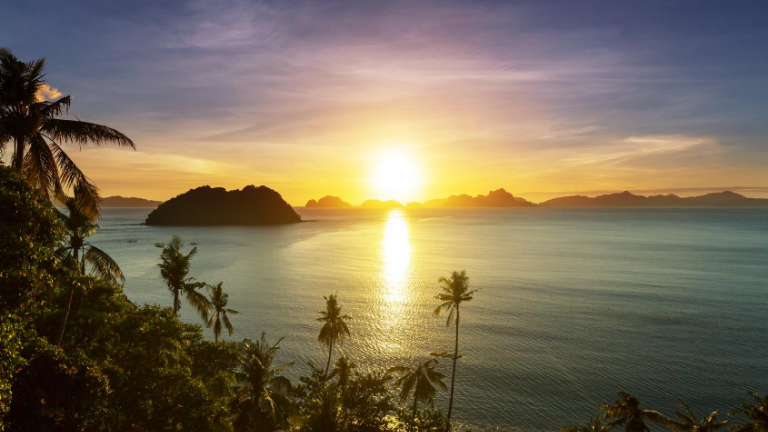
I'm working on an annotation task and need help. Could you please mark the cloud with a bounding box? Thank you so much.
[563,135,713,165]
[36,84,62,102]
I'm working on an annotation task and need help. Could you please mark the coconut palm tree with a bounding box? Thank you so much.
[666,399,727,432]
[317,294,351,376]
[0,48,135,218]
[599,393,670,432]
[154,235,210,321]
[388,358,447,417]
[54,192,124,345]
[332,355,356,389]
[562,415,615,432]
[205,282,238,342]
[433,270,479,429]
[235,332,294,431]
[729,392,768,432]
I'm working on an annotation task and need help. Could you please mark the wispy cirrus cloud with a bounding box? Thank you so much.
[563,135,716,166]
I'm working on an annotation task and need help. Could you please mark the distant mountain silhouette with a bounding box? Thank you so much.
[305,196,352,208]
[422,188,536,208]
[541,191,768,207]
[145,185,301,226]
[360,199,404,209]
[102,196,162,208]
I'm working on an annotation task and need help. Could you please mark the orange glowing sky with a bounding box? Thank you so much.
[4,1,768,205]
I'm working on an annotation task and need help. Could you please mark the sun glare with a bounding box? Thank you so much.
[372,150,422,203]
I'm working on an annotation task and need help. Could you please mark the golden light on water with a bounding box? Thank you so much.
[378,209,412,333]
[382,210,410,302]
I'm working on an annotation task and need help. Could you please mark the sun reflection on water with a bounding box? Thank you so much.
[378,210,413,337]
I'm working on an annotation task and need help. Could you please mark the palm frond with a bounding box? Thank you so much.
[184,283,211,322]
[84,244,125,285]
[37,95,71,118]
[42,118,135,149]
[23,133,60,199]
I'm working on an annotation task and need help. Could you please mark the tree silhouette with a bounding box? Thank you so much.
[235,332,293,431]
[433,270,479,430]
[599,393,670,432]
[666,398,727,432]
[54,192,124,345]
[0,48,134,218]
[317,294,351,376]
[205,282,238,342]
[389,357,447,417]
[729,392,768,432]
[155,235,210,321]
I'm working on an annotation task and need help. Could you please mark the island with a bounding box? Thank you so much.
[305,195,353,208]
[360,199,404,209]
[145,185,301,226]
[422,188,537,208]
[540,191,768,207]
[102,196,163,208]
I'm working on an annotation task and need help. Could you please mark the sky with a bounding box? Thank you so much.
[3,0,768,205]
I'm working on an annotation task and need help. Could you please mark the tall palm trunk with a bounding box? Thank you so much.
[446,306,460,431]
[173,289,180,315]
[412,375,421,419]
[12,136,24,172]
[325,338,334,375]
[56,247,79,345]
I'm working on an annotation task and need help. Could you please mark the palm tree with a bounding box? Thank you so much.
[317,294,351,376]
[205,282,238,342]
[389,358,447,417]
[433,270,479,429]
[54,192,124,345]
[599,393,670,432]
[154,235,210,321]
[332,355,356,389]
[0,48,135,218]
[562,415,615,432]
[729,392,768,432]
[666,399,727,432]
[236,332,294,431]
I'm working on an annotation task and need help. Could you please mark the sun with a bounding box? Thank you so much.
[372,150,422,203]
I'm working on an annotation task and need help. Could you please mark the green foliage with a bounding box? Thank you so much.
[666,399,728,432]
[0,315,24,429]
[729,392,768,432]
[599,392,670,432]
[394,407,450,432]
[6,336,110,432]
[235,332,294,431]
[92,305,236,432]
[0,165,63,314]
[562,415,614,432]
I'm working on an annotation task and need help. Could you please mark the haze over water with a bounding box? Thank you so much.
[94,207,768,431]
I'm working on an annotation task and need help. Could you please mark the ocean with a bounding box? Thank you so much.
[92,207,768,431]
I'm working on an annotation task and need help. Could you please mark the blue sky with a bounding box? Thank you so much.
[3,0,768,203]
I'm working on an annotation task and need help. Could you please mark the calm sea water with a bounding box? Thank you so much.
[92,207,768,431]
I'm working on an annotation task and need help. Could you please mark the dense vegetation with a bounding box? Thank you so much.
[145,185,301,226]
